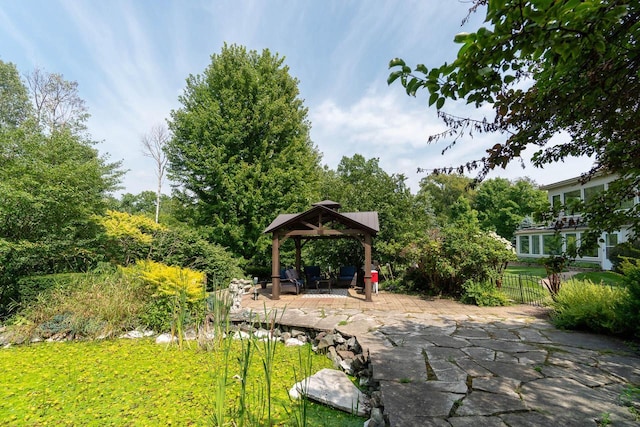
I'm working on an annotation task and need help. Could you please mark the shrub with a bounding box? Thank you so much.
[121,261,206,343]
[96,210,166,265]
[460,280,510,306]
[618,258,640,339]
[551,279,628,334]
[399,225,516,296]
[152,224,245,287]
[608,239,640,272]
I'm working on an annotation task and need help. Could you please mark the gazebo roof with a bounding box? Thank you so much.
[263,200,379,235]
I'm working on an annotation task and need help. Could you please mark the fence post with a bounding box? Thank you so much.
[518,275,525,304]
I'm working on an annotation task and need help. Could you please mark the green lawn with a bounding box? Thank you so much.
[573,271,625,286]
[505,265,548,278]
[0,338,365,426]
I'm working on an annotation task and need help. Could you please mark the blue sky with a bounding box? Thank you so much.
[1,0,592,195]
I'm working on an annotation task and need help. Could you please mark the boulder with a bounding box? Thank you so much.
[289,368,370,417]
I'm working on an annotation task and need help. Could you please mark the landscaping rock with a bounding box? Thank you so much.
[284,337,305,347]
[155,333,176,344]
[337,349,355,360]
[120,330,153,339]
[339,359,354,374]
[365,407,385,427]
[291,328,306,338]
[317,334,335,352]
[289,368,370,417]
[228,279,248,313]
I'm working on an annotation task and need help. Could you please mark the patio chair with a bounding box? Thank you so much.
[304,266,321,288]
[337,265,357,287]
[280,268,303,295]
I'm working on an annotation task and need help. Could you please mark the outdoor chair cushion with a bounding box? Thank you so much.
[338,266,356,281]
[304,266,321,284]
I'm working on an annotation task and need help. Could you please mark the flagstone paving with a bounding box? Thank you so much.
[243,288,640,426]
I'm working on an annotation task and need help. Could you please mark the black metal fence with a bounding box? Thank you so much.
[500,273,551,306]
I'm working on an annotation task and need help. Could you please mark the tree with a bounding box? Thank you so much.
[312,154,432,270]
[167,44,321,262]
[389,0,640,239]
[416,173,475,225]
[0,70,123,317]
[0,60,30,129]
[474,177,547,240]
[141,124,170,223]
[26,68,89,134]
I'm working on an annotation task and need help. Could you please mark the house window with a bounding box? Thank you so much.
[543,234,562,255]
[619,196,635,210]
[584,184,604,204]
[565,233,577,254]
[580,233,598,257]
[519,236,530,254]
[551,194,561,210]
[563,189,582,213]
[531,235,541,254]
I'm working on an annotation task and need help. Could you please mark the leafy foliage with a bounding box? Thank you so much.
[310,154,433,271]
[122,260,205,342]
[460,279,510,307]
[417,173,474,226]
[97,210,166,265]
[399,221,516,296]
[124,260,205,303]
[389,0,640,240]
[608,239,640,273]
[167,43,322,263]
[619,259,640,339]
[95,210,245,285]
[15,269,148,339]
[551,279,628,334]
[0,64,124,318]
[473,178,547,240]
[0,60,31,129]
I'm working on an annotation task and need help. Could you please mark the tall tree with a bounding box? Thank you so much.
[474,177,548,240]
[389,0,640,239]
[26,68,89,134]
[141,124,170,223]
[314,154,431,269]
[417,173,475,226]
[0,60,30,129]
[167,44,321,262]
[0,69,123,317]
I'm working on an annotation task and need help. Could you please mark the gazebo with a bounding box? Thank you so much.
[263,200,379,302]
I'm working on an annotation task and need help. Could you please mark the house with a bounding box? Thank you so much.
[514,174,637,270]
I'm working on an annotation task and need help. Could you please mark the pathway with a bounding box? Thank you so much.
[242,288,640,426]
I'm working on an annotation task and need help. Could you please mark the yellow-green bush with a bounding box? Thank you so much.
[551,279,628,334]
[123,260,205,302]
[97,210,167,265]
[121,261,206,338]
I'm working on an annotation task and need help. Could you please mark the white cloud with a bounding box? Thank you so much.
[311,84,595,192]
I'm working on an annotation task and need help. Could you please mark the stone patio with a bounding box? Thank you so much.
[243,287,640,426]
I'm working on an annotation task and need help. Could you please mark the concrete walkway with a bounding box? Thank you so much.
[243,287,640,426]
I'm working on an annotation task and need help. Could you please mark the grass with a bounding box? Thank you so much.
[506,265,548,278]
[573,271,625,287]
[0,338,365,426]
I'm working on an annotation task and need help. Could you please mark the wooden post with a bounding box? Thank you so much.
[271,233,280,300]
[295,237,302,273]
[363,233,372,302]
